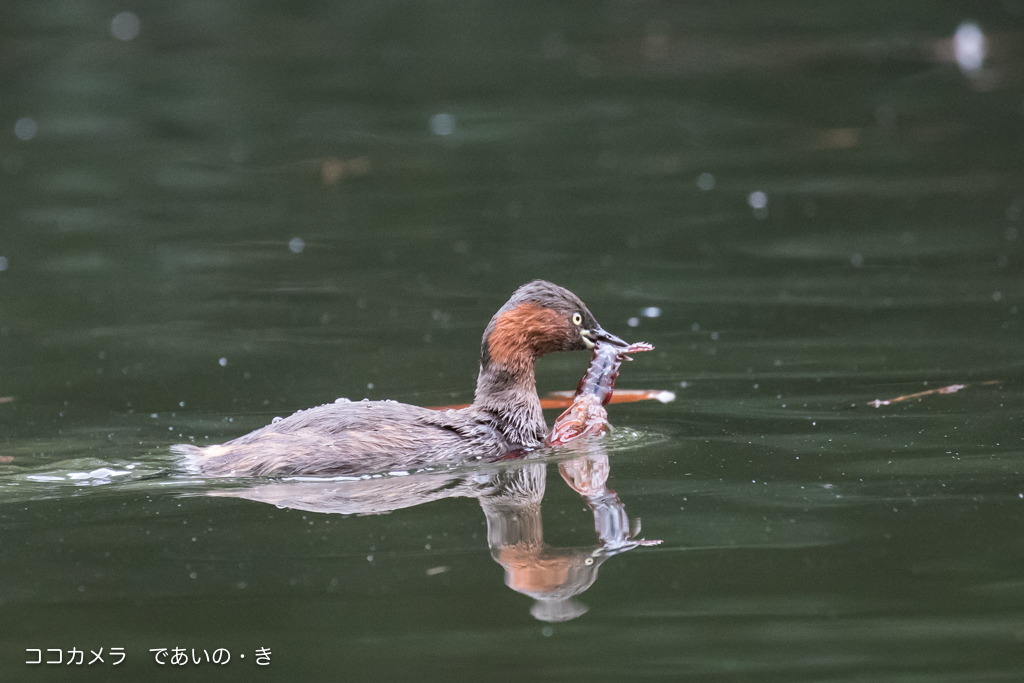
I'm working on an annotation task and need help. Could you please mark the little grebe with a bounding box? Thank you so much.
[173,280,629,476]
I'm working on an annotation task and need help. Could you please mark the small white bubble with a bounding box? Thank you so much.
[710,331,719,340]
[748,191,768,210]
[430,113,455,136]
[850,253,864,267]
[0,256,8,272]
[542,626,553,637]
[219,357,227,367]
[690,323,700,332]
[641,306,661,318]
[992,291,1003,301]
[367,383,374,390]
[179,401,185,407]
[111,11,141,41]
[14,117,37,141]
[627,317,640,328]
[696,172,715,191]
[953,21,986,73]
[288,237,305,254]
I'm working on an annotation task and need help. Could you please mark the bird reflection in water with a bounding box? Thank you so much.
[488,445,661,622]
[209,442,659,622]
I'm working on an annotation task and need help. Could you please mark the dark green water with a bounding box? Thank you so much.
[3,1,1024,680]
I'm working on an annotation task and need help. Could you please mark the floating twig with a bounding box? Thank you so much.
[870,380,999,407]
[429,389,675,411]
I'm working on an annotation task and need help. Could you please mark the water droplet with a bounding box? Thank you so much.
[111,11,141,41]
[14,117,37,141]
[953,21,986,72]
[696,172,715,191]
[429,113,455,136]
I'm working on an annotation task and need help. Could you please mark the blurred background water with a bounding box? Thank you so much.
[3,1,1024,680]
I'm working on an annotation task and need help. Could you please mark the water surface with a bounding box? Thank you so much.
[2,1,1024,680]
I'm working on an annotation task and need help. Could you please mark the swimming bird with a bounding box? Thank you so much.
[173,280,628,476]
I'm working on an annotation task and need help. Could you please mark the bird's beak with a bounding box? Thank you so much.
[581,325,630,350]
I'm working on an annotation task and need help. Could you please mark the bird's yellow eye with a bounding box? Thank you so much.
[572,313,583,326]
